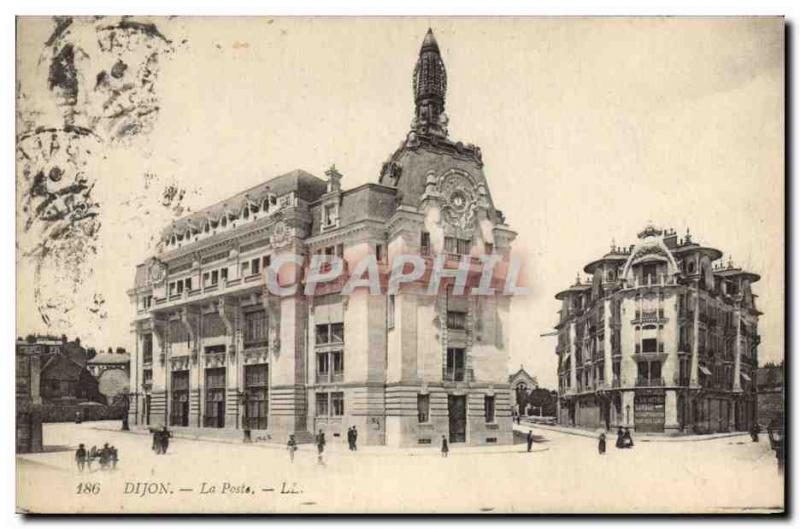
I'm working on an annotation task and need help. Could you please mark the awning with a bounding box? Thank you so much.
[699,365,712,376]
[741,372,752,382]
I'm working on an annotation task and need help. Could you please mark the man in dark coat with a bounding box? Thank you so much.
[750,423,761,443]
[352,426,358,451]
[526,430,534,452]
[441,435,449,458]
[598,433,606,454]
[99,443,111,469]
[346,427,354,450]
[75,443,87,472]
[316,429,326,465]
[160,426,171,454]
[615,427,625,449]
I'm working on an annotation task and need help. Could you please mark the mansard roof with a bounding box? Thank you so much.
[159,169,326,243]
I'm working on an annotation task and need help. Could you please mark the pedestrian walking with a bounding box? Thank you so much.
[346,427,354,450]
[750,423,761,443]
[526,430,534,452]
[441,435,449,458]
[352,426,358,451]
[75,410,82,424]
[287,434,298,463]
[598,433,606,455]
[615,427,624,449]
[316,429,326,465]
[151,428,161,454]
[110,446,119,469]
[75,443,87,472]
[160,426,171,454]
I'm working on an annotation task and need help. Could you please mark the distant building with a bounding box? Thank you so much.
[16,341,42,453]
[554,225,760,434]
[40,354,105,405]
[756,365,784,427]
[509,366,538,414]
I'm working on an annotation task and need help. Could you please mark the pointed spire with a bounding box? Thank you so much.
[412,28,448,138]
[421,28,440,53]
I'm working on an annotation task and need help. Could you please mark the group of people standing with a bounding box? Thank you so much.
[598,427,634,454]
[151,426,172,455]
[74,443,118,472]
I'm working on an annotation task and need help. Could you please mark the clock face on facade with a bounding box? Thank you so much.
[439,171,478,231]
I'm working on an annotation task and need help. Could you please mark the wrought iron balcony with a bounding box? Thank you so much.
[636,377,665,387]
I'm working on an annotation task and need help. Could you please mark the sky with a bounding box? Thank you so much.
[16,17,784,388]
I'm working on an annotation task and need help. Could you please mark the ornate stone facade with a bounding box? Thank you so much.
[554,226,760,434]
[128,29,516,447]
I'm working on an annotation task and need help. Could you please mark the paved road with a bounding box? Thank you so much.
[16,421,784,513]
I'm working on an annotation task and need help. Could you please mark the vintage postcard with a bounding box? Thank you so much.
[15,16,785,514]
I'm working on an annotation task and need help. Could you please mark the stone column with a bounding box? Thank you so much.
[664,389,679,432]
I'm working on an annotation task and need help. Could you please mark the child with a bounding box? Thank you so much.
[441,435,449,458]
[598,433,606,455]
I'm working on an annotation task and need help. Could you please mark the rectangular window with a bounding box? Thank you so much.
[332,351,344,377]
[447,311,467,330]
[220,267,228,282]
[203,272,210,286]
[324,204,336,226]
[376,244,385,263]
[421,232,431,256]
[315,322,344,345]
[444,236,457,254]
[446,348,466,382]
[262,255,271,270]
[484,242,494,254]
[211,270,219,285]
[315,324,330,345]
[244,364,268,430]
[142,333,153,364]
[317,352,330,380]
[315,392,328,416]
[251,258,260,275]
[330,322,344,343]
[457,238,471,255]
[642,338,657,353]
[331,392,345,416]
[241,261,250,276]
[243,310,268,347]
[485,395,496,423]
[417,394,430,423]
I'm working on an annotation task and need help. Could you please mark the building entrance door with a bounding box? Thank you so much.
[144,394,151,425]
[448,395,466,443]
[216,401,225,428]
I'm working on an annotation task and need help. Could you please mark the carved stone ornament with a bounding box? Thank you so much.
[270,220,290,248]
[148,258,167,285]
[438,170,479,233]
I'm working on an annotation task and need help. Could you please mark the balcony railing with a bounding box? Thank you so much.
[444,368,474,383]
[316,371,344,384]
[612,377,621,388]
[636,377,665,387]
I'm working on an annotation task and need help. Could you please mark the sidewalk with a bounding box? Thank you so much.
[89,423,548,457]
[515,421,749,442]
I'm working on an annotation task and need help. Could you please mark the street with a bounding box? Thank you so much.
[16,421,784,513]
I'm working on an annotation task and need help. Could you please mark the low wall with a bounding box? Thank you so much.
[41,403,127,423]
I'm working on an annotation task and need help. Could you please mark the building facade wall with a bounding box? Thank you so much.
[555,226,760,434]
